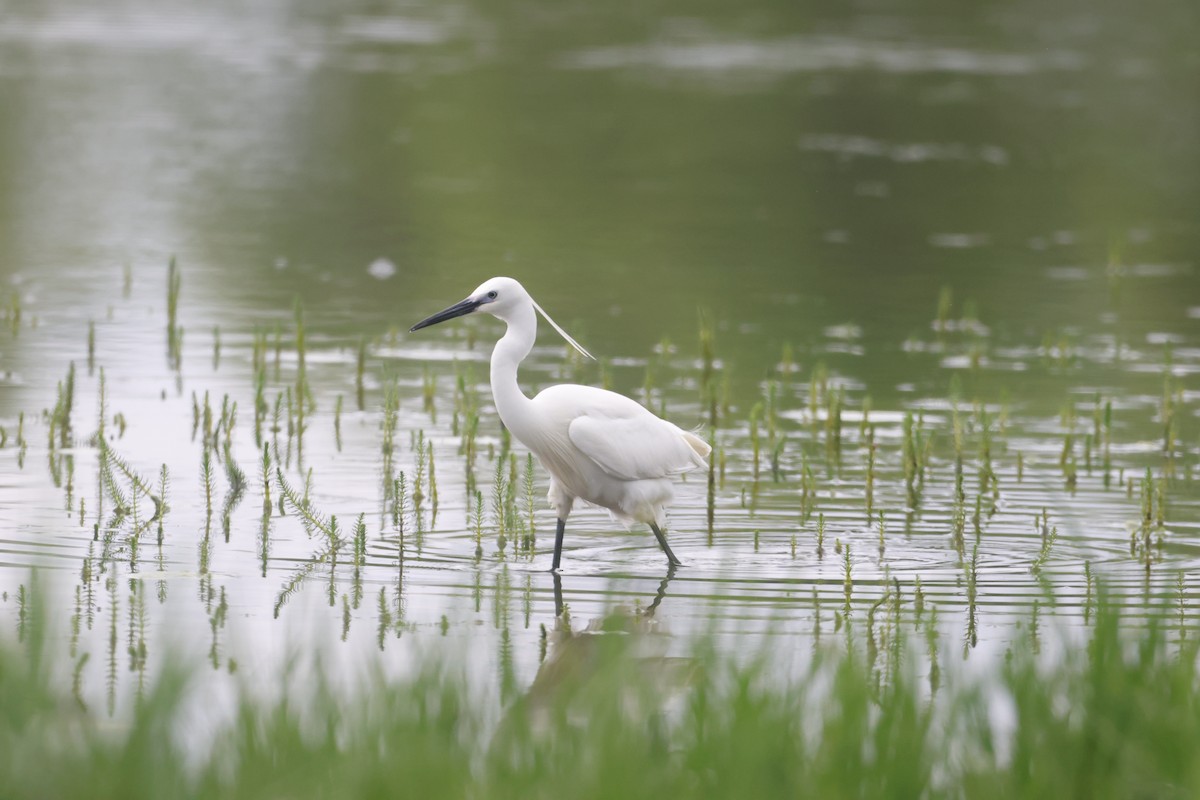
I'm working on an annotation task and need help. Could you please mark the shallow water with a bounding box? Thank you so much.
[0,0,1198,710]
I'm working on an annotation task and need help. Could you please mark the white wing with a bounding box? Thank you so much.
[568,409,710,482]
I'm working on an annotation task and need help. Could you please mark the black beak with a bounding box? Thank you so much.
[410,297,481,332]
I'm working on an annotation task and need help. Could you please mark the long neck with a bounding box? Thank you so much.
[490,303,537,440]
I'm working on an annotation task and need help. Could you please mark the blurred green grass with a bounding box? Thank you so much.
[4,595,1200,799]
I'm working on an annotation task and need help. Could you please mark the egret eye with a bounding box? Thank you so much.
[487,290,498,300]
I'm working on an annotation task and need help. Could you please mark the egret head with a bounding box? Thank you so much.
[410,276,594,359]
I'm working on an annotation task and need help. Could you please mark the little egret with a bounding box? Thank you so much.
[410,277,711,570]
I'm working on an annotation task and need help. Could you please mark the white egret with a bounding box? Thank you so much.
[410,277,710,570]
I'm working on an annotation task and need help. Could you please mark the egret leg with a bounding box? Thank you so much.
[644,563,677,617]
[551,518,566,571]
[552,572,564,616]
[649,522,682,567]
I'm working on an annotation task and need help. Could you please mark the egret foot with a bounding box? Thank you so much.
[551,517,566,571]
[649,522,682,567]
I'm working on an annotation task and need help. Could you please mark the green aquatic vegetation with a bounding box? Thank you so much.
[427,439,439,519]
[522,453,536,538]
[96,440,165,542]
[200,447,215,538]
[293,296,307,384]
[902,411,920,507]
[865,425,877,514]
[220,445,247,543]
[219,396,237,453]
[765,379,779,446]
[375,586,393,649]
[1059,400,1075,472]
[333,394,343,451]
[779,341,796,378]
[495,427,510,471]
[841,539,852,613]
[472,489,485,559]
[190,391,201,439]
[166,256,182,369]
[282,386,296,453]
[251,328,266,375]
[392,473,409,536]
[748,401,762,487]
[1156,476,1166,528]
[717,441,727,490]
[47,362,76,452]
[104,570,119,715]
[16,583,29,642]
[504,454,522,553]
[462,410,480,495]
[936,284,953,335]
[706,433,717,541]
[975,402,992,471]
[1132,469,1167,566]
[271,322,284,380]
[1063,455,1078,491]
[380,386,400,509]
[154,463,169,537]
[799,459,817,525]
[275,467,342,549]
[1161,354,1186,476]
[14,411,26,468]
[697,306,715,393]
[340,594,352,641]
[272,473,350,618]
[951,496,966,555]
[487,455,506,551]
[964,544,979,651]
[1103,399,1114,487]
[273,537,338,617]
[1030,515,1058,575]
[252,367,267,447]
[422,364,436,417]
[325,516,341,609]
[823,386,843,465]
[641,358,657,412]
[128,578,148,694]
[858,394,872,437]
[808,361,827,434]
[1176,571,1188,635]
[256,443,273,512]
[249,355,266,441]
[200,391,214,447]
[412,430,427,506]
[6,286,22,335]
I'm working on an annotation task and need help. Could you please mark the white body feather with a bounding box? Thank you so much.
[524,383,710,527]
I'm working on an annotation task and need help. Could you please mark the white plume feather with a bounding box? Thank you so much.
[532,299,595,361]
